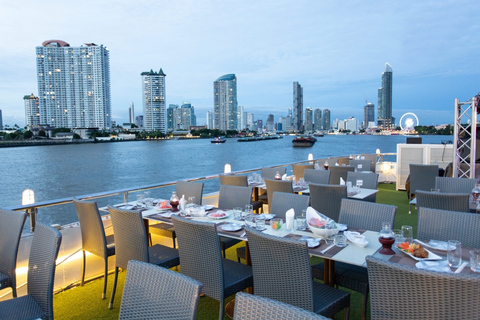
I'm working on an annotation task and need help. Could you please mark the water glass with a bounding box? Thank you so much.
[325,224,335,244]
[255,215,266,231]
[296,209,307,231]
[144,191,150,200]
[187,196,196,207]
[470,249,480,272]
[334,234,347,247]
[136,194,144,207]
[271,218,283,231]
[144,198,153,209]
[393,229,404,244]
[233,207,242,220]
[245,214,255,228]
[447,240,462,268]
[245,204,253,215]
[401,225,413,244]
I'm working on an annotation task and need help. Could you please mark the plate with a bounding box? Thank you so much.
[207,211,231,219]
[156,205,173,211]
[300,236,321,248]
[259,213,276,220]
[203,205,216,211]
[415,260,451,273]
[397,245,443,261]
[344,231,368,248]
[158,211,178,218]
[220,223,243,232]
[416,239,450,252]
[337,223,347,231]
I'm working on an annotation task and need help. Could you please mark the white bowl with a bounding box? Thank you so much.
[309,226,340,239]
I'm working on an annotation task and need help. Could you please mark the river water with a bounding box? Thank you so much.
[0,134,451,227]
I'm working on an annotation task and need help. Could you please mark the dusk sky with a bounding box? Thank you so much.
[0,0,479,128]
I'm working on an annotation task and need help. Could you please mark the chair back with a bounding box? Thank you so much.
[262,167,286,180]
[120,260,202,320]
[28,223,62,320]
[360,154,377,172]
[73,199,108,258]
[304,169,330,184]
[0,209,26,297]
[346,171,379,202]
[245,227,315,311]
[264,179,294,207]
[325,158,340,167]
[409,164,438,199]
[337,157,349,166]
[219,174,248,187]
[329,166,355,185]
[338,199,397,230]
[269,192,310,220]
[366,255,480,320]
[233,292,328,320]
[435,176,477,194]
[292,164,314,179]
[348,160,372,172]
[417,207,480,248]
[171,216,224,301]
[176,181,204,205]
[309,183,346,222]
[415,190,469,212]
[108,206,149,269]
[218,185,253,209]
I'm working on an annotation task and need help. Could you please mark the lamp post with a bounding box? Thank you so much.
[22,189,36,232]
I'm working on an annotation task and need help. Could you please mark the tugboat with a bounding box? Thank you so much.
[211,136,226,143]
[292,135,317,147]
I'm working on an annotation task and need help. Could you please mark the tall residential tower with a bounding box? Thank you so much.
[293,82,303,131]
[141,68,166,132]
[377,63,393,129]
[364,102,375,129]
[214,74,237,131]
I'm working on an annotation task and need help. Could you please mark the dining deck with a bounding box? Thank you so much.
[51,183,414,320]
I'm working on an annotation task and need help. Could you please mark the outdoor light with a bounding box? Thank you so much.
[308,153,313,161]
[224,163,232,174]
[22,189,35,205]
[376,148,381,155]
[382,162,391,174]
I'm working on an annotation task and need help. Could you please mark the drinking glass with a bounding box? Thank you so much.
[447,240,462,268]
[334,234,347,247]
[271,218,283,231]
[470,249,480,272]
[144,191,150,200]
[144,198,153,209]
[136,194,144,207]
[401,225,413,244]
[393,229,404,244]
[255,215,266,231]
[296,209,307,231]
[187,196,196,207]
[233,207,242,220]
[245,204,253,215]
[245,214,255,228]
[325,224,335,244]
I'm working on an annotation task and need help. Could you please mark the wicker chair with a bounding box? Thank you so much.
[119,260,202,320]
[360,154,377,172]
[261,167,286,180]
[366,255,480,319]
[149,181,203,248]
[415,190,470,212]
[337,157,350,166]
[308,183,347,222]
[329,166,355,185]
[348,159,372,172]
[311,199,397,320]
[408,164,438,200]
[233,292,328,320]
[219,174,263,212]
[346,171,379,202]
[264,179,294,211]
[292,163,314,180]
[73,199,115,299]
[0,209,26,298]
[171,216,253,320]
[304,169,330,184]
[435,176,477,193]
[417,207,480,248]
[245,227,350,318]
[108,206,180,309]
[0,223,62,320]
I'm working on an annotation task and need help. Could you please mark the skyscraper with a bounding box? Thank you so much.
[266,114,274,132]
[304,107,313,132]
[206,111,213,129]
[167,102,196,130]
[36,40,111,129]
[323,109,331,131]
[214,74,237,131]
[293,82,303,131]
[24,93,40,127]
[0,109,3,130]
[237,105,245,130]
[141,68,166,132]
[129,102,135,123]
[364,102,375,129]
[314,108,322,131]
[377,63,393,129]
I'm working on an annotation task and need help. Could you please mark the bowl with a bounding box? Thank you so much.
[271,218,283,231]
[309,225,340,239]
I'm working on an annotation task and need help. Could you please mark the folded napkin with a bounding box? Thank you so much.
[428,240,450,250]
[340,177,346,185]
[335,162,339,166]
[179,195,186,211]
[282,173,287,180]
[285,209,295,230]
[344,231,369,248]
[416,260,451,273]
[314,162,321,170]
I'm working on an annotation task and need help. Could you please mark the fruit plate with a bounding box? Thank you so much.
[207,211,231,220]
[220,223,243,232]
[397,245,443,261]
[299,237,321,248]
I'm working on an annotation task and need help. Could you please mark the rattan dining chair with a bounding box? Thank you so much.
[346,171,379,202]
[73,199,115,299]
[264,179,294,211]
[348,159,372,172]
[417,207,480,248]
[245,227,350,318]
[0,209,26,298]
[119,260,202,320]
[292,163,314,180]
[329,166,355,185]
[366,255,480,319]
[435,176,477,193]
[233,292,329,320]
[303,169,330,185]
[415,190,470,212]
[171,215,253,320]
[308,183,347,222]
[360,154,377,172]
[108,206,180,309]
[311,199,397,320]
[408,164,438,200]
[261,167,286,180]
[219,174,263,212]
[0,223,62,320]
[149,181,204,248]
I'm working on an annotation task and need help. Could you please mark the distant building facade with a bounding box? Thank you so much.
[167,102,196,131]
[214,74,237,131]
[24,93,40,127]
[135,115,143,127]
[237,105,245,131]
[266,114,274,132]
[293,82,303,131]
[314,109,322,131]
[0,109,3,130]
[364,103,375,129]
[206,111,213,129]
[377,63,394,129]
[323,109,331,131]
[246,113,254,130]
[141,68,166,132]
[129,102,135,123]
[304,107,313,132]
[36,40,111,129]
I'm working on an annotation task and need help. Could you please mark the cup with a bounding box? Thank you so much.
[187,196,196,207]
[136,194,144,207]
[245,214,255,228]
[245,204,253,214]
[255,215,266,231]
[401,225,413,244]
[144,198,153,209]
[393,229,404,244]
[144,191,150,200]
[470,249,480,272]
[296,209,307,231]
[325,224,335,244]
[334,234,347,247]
[233,207,242,220]
[447,240,462,268]
[271,218,283,231]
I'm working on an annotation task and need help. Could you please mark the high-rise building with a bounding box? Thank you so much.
[304,107,313,132]
[167,102,196,131]
[314,108,322,131]
[129,102,135,123]
[377,63,393,129]
[364,102,375,129]
[246,113,254,130]
[345,117,359,132]
[24,93,40,127]
[36,40,111,129]
[279,115,293,132]
[135,115,143,127]
[206,111,213,129]
[214,74,237,131]
[293,82,303,131]
[266,114,274,132]
[237,105,245,130]
[323,109,331,131]
[167,104,179,131]
[0,109,3,130]
[141,68,166,132]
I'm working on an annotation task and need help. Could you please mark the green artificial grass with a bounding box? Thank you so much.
[53,183,415,320]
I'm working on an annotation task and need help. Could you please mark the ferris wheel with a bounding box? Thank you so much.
[400,112,419,132]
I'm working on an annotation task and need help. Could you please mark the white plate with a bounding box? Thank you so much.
[156,206,173,212]
[117,204,135,210]
[416,239,450,252]
[259,213,276,220]
[337,223,347,231]
[397,246,443,261]
[344,231,369,248]
[207,211,231,219]
[158,211,178,218]
[203,205,216,211]
[300,237,321,248]
[415,260,452,273]
[220,223,243,232]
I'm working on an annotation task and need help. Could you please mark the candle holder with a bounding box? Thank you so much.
[170,191,179,212]
[378,222,395,255]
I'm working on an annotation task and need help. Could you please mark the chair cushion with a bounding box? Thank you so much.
[222,259,253,298]
[312,281,350,318]
[312,261,368,295]
[0,271,11,289]
[148,244,180,269]
[0,294,45,320]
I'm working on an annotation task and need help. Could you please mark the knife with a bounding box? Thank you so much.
[320,244,335,254]
[454,261,468,274]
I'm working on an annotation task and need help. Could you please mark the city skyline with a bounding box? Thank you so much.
[0,1,479,127]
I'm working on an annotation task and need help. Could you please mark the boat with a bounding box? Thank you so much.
[211,137,226,143]
[292,135,317,147]
[237,134,282,142]
[313,132,324,137]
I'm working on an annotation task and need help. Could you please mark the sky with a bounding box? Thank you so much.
[0,0,479,128]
